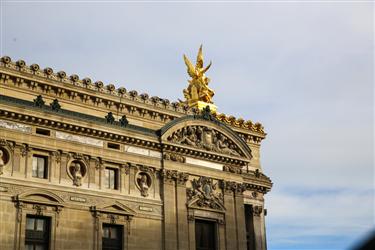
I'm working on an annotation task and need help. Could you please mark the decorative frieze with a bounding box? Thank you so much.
[0,119,32,133]
[56,131,104,147]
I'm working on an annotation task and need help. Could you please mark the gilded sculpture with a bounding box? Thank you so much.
[183,45,216,110]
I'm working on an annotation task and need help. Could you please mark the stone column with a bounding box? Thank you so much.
[20,143,30,178]
[252,205,265,250]
[234,190,247,250]
[176,172,189,250]
[187,213,196,250]
[222,181,237,250]
[218,219,226,250]
[161,170,178,250]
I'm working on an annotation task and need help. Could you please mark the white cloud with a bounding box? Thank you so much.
[1,2,374,249]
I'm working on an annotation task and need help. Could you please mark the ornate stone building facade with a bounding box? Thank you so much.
[0,54,272,250]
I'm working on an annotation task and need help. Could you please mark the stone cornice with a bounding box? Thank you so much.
[0,56,266,137]
[0,95,253,167]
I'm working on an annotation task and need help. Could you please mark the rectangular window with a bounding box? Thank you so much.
[245,204,255,250]
[195,219,217,250]
[104,168,118,190]
[107,142,120,150]
[36,128,51,136]
[32,155,48,179]
[102,224,123,250]
[25,215,50,250]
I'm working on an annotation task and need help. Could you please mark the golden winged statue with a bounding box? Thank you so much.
[183,45,215,105]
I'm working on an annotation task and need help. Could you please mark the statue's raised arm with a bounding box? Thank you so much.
[183,45,215,109]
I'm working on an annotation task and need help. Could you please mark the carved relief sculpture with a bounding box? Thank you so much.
[167,126,242,157]
[136,172,151,197]
[68,161,86,187]
[187,177,224,210]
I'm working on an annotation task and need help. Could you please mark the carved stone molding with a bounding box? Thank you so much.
[120,163,130,175]
[50,150,62,164]
[94,157,103,170]
[220,180,246,195]
[163,152,186,163]
[159,169,189,186]
[177,172,189,186]
[33,204,47,215]
[251,205,263,217]
[160,169,178,184]
[20,143,29,157]
[223,165,242,174]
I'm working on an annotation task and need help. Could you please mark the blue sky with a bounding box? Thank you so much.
[1,1,374,249]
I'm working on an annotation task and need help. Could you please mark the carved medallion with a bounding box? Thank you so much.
[67,160,87,187]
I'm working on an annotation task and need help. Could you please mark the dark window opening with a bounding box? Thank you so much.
[32,155,48,179]
[107,143,120,150]
[104,168,118,190]
[245,204,255,250]
[36,128,50,136]
[102,224,123,250]
[25,215,50,250]
[195,219,217,250]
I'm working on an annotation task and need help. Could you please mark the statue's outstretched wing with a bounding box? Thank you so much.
[183,54,196,78]
[196,45,204,69]
[202,61,212,74]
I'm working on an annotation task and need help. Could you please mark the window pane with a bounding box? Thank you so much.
[103,227,109,238]
[109,170,115,189]
[25,244,34,250]
[104,169,109,188]
[37,157,45,178]
[35,245,45,250]
[36,219,44,231]
[26,218,35,230]
[110,227,118,239]
[32,157,38,177]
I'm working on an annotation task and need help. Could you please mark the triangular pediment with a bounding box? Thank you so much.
[14,190,64,206]
[187,196,226,213]
[93,201,136,216]
[160,117,252,160]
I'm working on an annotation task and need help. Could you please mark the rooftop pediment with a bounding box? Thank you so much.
[160,111,252,161]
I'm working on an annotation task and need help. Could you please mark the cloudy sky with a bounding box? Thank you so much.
[1,1,374,249]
